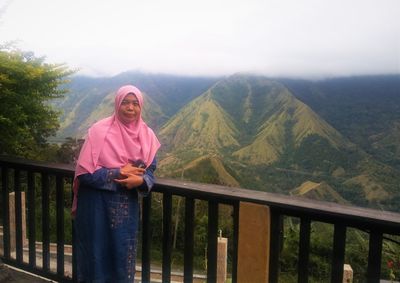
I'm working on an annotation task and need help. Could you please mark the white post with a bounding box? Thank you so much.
[343,264,353,283]
[217,232,228,283]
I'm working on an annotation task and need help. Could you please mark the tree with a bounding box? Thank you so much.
[56,137,85,164]
[0,44,74,159]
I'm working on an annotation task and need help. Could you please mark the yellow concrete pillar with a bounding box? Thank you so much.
[237,202,270,283]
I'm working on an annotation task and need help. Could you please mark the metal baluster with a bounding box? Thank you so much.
[162,192,172,283]
[331,223,346,283]
[231,202,239,283]
[207,201,218,283]
[141,192,152,283]
[27,171,36,267]
[41,172,50,271]
[56,174,65,276]
[14,169,23,263]
[298,217,311,283]
[184,197,195,283]
[1,167,10,260]
[367,230,383,283]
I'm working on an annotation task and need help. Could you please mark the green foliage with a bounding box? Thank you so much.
[135,194,235,275]
[182,159,221,184]
[344,228,369,282]
[284,134,358,173]
[55,137,84,164]
[382,236,400,282]
[32,175,73,245]
[0,44,73,159]
[281,76,400,170]
[278,219,400,283]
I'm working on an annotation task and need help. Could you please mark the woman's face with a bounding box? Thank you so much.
[118,93,141,123]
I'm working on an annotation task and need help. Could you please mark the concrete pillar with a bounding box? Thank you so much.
[9,192,27,253]
[217,236,228,283]
[237,202,270,283]
[343,264,353,283]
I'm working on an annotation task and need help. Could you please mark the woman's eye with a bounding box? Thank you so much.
[121,100,139,106]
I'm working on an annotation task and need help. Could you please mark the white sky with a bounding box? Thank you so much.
[1,0,399,78]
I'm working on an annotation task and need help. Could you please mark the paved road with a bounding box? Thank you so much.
[0,262,53,283]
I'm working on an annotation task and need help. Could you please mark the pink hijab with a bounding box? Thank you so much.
[72,85,161,213]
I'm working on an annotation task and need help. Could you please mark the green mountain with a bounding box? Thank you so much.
[157,74,399,212]
[280,75,400,169]
[158,74,352,167]
[58,86,166,139]
[53,72,400,212]
[53,71,218,139]
[162,154,241,187]
[161,75,350,160]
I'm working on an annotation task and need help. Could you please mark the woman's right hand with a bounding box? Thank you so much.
[120,163,145,177]
[114,173,144,189]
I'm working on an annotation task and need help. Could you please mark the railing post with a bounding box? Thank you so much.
[41,172,50,271]
[367,230,383,283]
[269,209,283,283]
[184,197,195,283]
[331,224,346,283]
[27,171,36,267]
[141,192,152,283]
[9,191,27,258]
[298,217,311,283]
[71,177,77,283]
[13,169,26,263]
[56,174,65,276]
[231,202,239,283]
[207,201,218,283]
[237,202,271,283]
[162,192,172,283]
[1,167,10,260]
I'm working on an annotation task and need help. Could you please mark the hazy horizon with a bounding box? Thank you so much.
[69,69,400,81]
[1,0,399,78]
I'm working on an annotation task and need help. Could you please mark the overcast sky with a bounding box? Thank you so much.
[1,0,399,78]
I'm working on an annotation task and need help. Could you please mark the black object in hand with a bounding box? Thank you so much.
[129,159,146,168]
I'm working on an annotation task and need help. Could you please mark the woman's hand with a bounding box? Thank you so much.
[120,163,146,176]
[114,173,144,189]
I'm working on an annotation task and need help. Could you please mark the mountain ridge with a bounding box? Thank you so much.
[160,75,351,166]
[53,72,400,212]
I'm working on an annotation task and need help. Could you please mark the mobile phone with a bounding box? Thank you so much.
[129,159,146,168]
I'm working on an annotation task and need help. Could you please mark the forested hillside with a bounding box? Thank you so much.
[280,76,400,169]
[54,72,218,138]
[54,73,400,213]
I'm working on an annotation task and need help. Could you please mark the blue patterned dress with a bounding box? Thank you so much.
[74,159,156,283]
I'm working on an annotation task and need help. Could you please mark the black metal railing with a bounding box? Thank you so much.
[0,157,74,282]
[1,156,400,283]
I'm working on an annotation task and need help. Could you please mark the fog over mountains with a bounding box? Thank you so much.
[54,72,400,212]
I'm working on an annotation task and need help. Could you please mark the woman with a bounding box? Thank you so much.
[73,85,160,282]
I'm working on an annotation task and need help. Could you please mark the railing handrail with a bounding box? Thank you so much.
[0,155,74,174]
[1,155,399,234]
[154,179,400,233]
